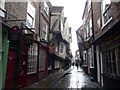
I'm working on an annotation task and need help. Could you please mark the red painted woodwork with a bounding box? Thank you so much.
[5,49,17,88]
[17,40,27,88]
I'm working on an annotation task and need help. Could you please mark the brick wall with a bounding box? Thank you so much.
[93,2,120,41]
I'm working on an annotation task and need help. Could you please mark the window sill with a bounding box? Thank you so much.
[101,17,113,30]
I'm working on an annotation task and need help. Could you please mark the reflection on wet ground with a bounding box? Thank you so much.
[52,66,101,89]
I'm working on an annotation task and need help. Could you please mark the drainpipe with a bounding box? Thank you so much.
[91,2,97,82]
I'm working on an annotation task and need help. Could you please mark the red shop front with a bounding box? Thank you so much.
[5,31,38,88]
[5,31,49,88]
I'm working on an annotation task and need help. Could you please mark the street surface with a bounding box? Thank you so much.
[50,66,101,89]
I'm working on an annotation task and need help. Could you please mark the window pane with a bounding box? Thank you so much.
[111,49,117,74]
[26,1,35,28]
[26,14,33,28]
[39,49,46,71]
[28,43,38,74]
[117,46,120,75]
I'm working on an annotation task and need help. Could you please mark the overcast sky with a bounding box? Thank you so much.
[50,0,86,57]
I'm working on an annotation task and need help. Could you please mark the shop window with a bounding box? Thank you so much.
[117,46,120,75]
[42,21,48,41]
[28,43,38,74]
[111,49,117,75]
[102,48,117,75]
[26,1,35,28]
[39,49,46,71]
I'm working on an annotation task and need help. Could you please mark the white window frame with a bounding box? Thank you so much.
[42,21,48,41]
[0,0,5,17]
[28,43,38,74]
[101,0,112,26]
[26,1,36,28]
[44,1,49,15]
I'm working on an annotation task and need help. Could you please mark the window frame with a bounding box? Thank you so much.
[102,47,119,76]
[26,1,36,28]
[116,46,120,76]
[0,0,5,17]
[89,48,94,68]
[44,1,49,15]
[0,0,5,9]
[28,43,38,74]
[39,49,46,71]
[42,21,48,41]
[101,0,112,26]
[88,0,91,12]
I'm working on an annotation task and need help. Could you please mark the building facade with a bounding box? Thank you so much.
[77,0,120,88]
[92,0,120,88]
[77,0,95,79]
[0,0,52,88]
[0,1,10,89]
[0,0,73,89]
[49,6,72,71]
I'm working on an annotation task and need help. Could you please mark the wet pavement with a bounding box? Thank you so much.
[50,66,101,89]
[23,66,102,89]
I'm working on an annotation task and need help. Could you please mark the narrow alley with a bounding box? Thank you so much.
[1,0,120,89]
